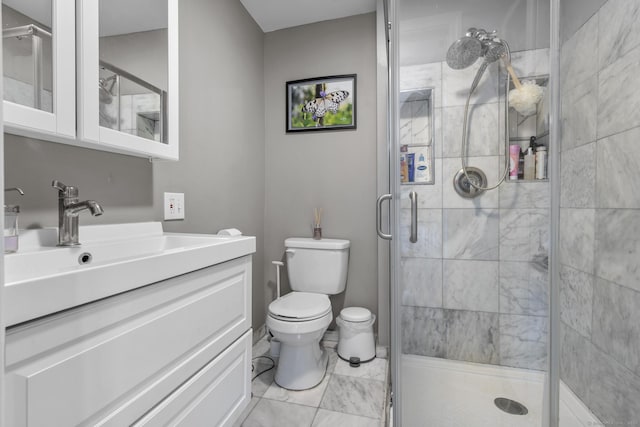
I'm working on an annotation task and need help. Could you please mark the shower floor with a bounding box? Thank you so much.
[400,355,599,427]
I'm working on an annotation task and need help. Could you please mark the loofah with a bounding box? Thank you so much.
[508,80,544,116]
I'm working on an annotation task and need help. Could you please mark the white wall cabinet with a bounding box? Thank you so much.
[5,255,252,427]
[2,0,76,141]
[1,0,179,160]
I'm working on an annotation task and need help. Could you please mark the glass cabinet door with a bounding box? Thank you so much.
[2,0,75,138]
[77,0,179,160]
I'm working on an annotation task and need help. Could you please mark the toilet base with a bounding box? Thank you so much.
[274,342,328,390]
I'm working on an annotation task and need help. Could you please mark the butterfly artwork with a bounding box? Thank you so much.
[301,90,350,126]
[286,75,356,132]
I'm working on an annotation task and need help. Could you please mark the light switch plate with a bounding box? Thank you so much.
[164,192,185,220]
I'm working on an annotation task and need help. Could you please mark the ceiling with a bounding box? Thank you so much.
[3,0,167,36]
[240,0,377,32]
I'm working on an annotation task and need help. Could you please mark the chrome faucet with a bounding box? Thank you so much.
[52,180,104,246]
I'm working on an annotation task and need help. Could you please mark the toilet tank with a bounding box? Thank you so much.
[285,238,350,295]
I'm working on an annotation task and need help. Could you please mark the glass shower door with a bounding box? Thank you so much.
[388,0,554,425]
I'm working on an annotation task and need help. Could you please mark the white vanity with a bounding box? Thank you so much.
[4,223,255,426]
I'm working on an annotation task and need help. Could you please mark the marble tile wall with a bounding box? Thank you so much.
[399,48,550,371]
[559,0,640,423]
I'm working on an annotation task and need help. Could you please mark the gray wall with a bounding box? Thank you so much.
[559,0,640,422]
[152,0,266,330]
[263,13,378,329]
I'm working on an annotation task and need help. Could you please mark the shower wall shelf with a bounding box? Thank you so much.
[1,0,179,161]
[399,87,435,185]
[505,74,549,183]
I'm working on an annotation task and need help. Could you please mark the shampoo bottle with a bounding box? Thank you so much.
[415,153,429,182]
[524,147,535,180]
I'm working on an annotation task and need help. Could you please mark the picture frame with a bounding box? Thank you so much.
[286,74,356,133]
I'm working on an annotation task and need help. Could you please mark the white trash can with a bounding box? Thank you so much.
[336,307,376,366]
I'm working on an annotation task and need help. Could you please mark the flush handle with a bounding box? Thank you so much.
[409,191,418,243]
[376,194,392,240]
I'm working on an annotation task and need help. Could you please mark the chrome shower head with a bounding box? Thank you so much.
[469,40,507,93]
[446,36,483,70]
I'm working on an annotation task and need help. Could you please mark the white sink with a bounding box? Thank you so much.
[4,222,256,326]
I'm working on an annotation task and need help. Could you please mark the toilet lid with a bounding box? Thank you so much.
[340,307,371,322]
[269,292,331,320]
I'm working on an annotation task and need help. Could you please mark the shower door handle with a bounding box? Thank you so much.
[376,194,392,240]
[409,191,418,243]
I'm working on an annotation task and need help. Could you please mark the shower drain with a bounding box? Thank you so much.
[494,397,529,415]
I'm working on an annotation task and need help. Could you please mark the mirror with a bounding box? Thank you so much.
[98,0,168,144]
[2,0,53,112]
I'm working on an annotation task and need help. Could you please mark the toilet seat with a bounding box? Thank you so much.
[268,292,331,322]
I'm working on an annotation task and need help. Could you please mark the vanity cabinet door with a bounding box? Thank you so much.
[77,0,179,160]
[2,0,76,139]
[4,256,251,427]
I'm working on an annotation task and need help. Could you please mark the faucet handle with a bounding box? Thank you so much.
[4,187,25,195]
[52,180,78,198]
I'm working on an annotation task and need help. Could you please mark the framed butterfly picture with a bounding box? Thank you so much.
[286,74,356,132]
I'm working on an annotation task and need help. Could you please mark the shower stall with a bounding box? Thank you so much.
[383,0,640,425]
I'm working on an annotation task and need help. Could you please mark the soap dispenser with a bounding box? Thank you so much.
[523,136,536,180]
[4,187,25,253]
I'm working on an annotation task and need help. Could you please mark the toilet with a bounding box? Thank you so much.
[266,237,350,390]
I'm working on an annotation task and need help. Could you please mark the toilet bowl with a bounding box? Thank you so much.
[266,237,350,390]
[267,292,332,390]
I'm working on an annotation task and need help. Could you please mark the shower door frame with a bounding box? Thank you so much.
[385,0,562,426]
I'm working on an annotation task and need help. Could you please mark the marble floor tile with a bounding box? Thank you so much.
[263,372,331,407]
[319,375,385,419]
[311,409,381,427]
[233,397,260,427]
[333,357,387,382]
[240,399,317,427]
[252,357,277,398]
[326,349,339,374]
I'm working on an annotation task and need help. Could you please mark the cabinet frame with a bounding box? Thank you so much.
[76,0,179,160]
[3,0,76,140]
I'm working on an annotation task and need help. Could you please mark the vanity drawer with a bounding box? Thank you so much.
[5,256,251,427]
[134,330,251,427]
